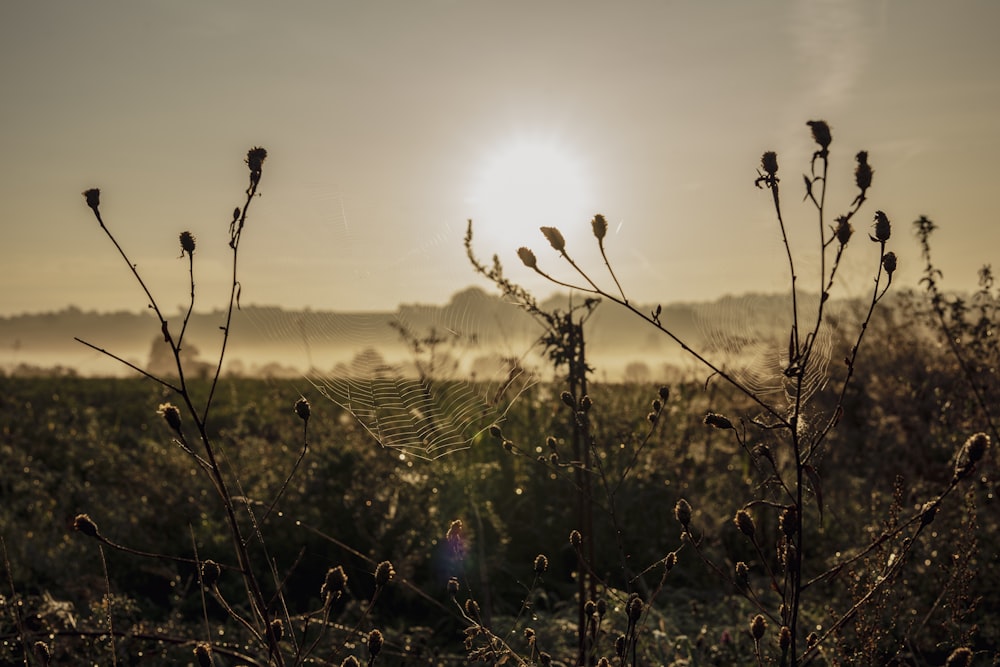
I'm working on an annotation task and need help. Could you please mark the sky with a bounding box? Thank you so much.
[2,0,999,317]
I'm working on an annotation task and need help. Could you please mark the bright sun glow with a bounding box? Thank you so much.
[468,138,594,262]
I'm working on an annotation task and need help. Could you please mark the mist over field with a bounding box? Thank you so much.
[0,287,835,382]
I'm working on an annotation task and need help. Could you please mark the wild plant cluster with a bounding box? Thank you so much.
[0,124,995,666]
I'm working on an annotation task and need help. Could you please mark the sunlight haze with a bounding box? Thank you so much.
[1,0,998,316]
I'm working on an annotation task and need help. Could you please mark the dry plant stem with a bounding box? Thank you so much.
[528,259,787,426]
[260,420,310,524]
[766,171,803,359]
[97,544,118,667]
[0,538,30,667]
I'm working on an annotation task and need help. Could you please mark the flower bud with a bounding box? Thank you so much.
[83,188,101,212]
[517,247,537,269]
[806,120,832,149]
[179,231,196,256]
[592,214,608,240]
[540,226,566,252]
[73,513,99,538]
[871,210,891,242]
[374,560,395,588]
[704,412,734,430]
[761,151,778,176]
[674,498,692,528]
[882,251,897,275]
[294,397,311,422]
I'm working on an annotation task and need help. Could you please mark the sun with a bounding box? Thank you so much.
[467,138,595,263]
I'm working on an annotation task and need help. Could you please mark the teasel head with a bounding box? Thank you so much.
[246,146,267,186]
[294,397,311,422]
[944,647,973,667]
[533,554,549,574]
[592,214,608,241]
[735,561,749,588]
[157,402,183,435]
[855,150,873,193]
[750,614,767,642]
[82,188,101,214]
[201,559,221,588]
[374,560,395,588]
[760,151,779,178]
[540,226,566,252]
[321,565,348,602]
[194,643,213,667]
[73,513,100,538]
[734,509,756,540]
[626,594,644,625]
[779,626,791,654]
[517,247,537,269]
[834,216,854,246]
[33,641,51,667]
[871,210,891,242]
[779,506,797,538]
[569,529,583,548]
[674,498,692,529]
[367,629,384,659]
[882,251,897,276]
[704,412,734,430]
[954,432,989,481]
[807,120,832,150]
[179,231,196,256]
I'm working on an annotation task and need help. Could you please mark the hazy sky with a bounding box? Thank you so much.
[2,1,998,316]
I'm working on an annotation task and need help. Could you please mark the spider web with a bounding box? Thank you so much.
[243,290,544,460]
[693,293,833,410]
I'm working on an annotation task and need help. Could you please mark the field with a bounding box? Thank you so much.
[1,310,996,666]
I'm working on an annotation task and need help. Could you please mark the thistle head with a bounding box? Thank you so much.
[882,251,897,276]
[294,397,311,422]
[750,614,767,642]
[179,231,196,256]
[734,509,756,540]
[834,216,854,246]
[73,513,100,538]
[374,560,395,588]
[157,403,183,434]
[82,188,101,213]
[760,151,778,176]
[855,150,873,192]
[674,498,692,529]
[807,120,832,150]
[533,554,548,574]
[871,210,891,242]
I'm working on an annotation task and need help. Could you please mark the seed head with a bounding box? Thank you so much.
[735,561,749,587]
[374,560,395,588]
[447,577,460,595]
[779,507,797,538]
[179,231,196,256]
[341,657,361,667]
[579,395,592,413]
[246,146,267,178]
[194,643,213,667]
[157,402,183,434]
[834,216,854,246]
[855,151,873,192]
[615,635,626,657]
[664,551,677,571]
[596,598,607,616]
[626,594,643,624]
[871,210,891,242]
[539,651,552,666]
[674,498,692,529]
[658,385,670,402]
[367,629,384,658]
[882,251,897,275]
[446,519,463,551]
[734,509,756,540]
[201,560,221,588]
[488,424,502,439]
[540,226,566,252]
[33,641,51,666]
[592,214,608,241]
[806,632,819,649]
[322,565,348,601]
[944,647,973,667]
[517,247,537,269]
[750,614,767,641]
[533,554,548,574]
[761,151,779,176]
[704,412,734,430]
[82,188,101,213]
[954,432,989,481]
[464,598,481,620]
[294,397,311,422]
[73,513,99,538]
[807,120,832,150]
[569,529,582,548]
[561,391,576,408]
[779,626,791,653]
[268,618,283,643]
